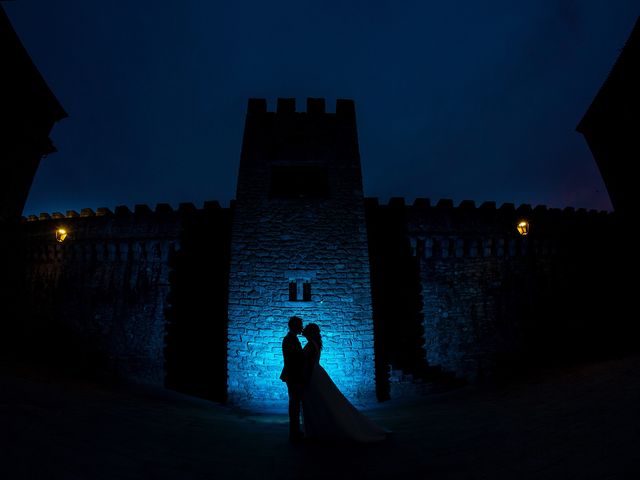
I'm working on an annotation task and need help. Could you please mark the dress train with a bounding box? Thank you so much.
[301,341,389,443]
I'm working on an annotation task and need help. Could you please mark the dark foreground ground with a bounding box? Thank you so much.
[2,354,639,480]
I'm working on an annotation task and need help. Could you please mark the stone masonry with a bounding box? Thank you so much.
[227,98,376,407]
[18,205,182,384]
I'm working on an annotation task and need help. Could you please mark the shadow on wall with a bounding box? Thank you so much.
[367,201,639,390]
[164,207,232,404]
[491,214,639,379]
[518,216,637,367]
[0,223,113,377]
[366,199,427,400]
[0,223,24,358]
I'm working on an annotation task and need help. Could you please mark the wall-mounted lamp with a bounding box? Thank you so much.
[55,228,68,242]
[516,219,530,236]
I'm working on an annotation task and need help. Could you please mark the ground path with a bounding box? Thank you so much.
[2,354,639,479]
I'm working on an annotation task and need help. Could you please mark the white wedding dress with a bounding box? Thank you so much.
[301,340,389,443]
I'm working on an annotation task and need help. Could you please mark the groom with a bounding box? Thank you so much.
[280,315,304,443]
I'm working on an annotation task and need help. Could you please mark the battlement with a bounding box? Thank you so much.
[23,197,611,235]
[22,201,230,223]
[246,97,355,116]
[364,197,614,225]
[363,197,614,262]
[364,197,610,217]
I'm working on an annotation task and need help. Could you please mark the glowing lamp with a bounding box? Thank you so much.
[55,228,68,242]
[516,220,529,236]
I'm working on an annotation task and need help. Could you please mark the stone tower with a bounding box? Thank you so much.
[227,97,376,408]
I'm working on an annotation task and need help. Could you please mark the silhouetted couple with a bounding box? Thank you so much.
[280,315,389,443]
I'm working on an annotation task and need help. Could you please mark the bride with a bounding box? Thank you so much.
[300,323,390,443]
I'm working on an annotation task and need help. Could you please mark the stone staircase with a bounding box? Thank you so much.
[388,365,466,399]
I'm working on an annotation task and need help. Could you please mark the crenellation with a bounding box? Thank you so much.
[533,204,548,214]
[115,205,133,217]
[247,98,267,114]
[96,207,113,217]
[336,98,355,116]
[25,202,234,225]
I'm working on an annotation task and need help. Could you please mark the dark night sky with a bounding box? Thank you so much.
[5,1,639,216]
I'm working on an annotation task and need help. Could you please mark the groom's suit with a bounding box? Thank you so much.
[280,331,304,439]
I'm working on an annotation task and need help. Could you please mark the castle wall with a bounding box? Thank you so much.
[18,205,183,384]
[403,199,620,380]
[7,94,630,405]
[227,98,376,407]
[16,194,623,400]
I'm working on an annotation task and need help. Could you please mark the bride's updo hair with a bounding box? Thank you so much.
[303,323,323,350]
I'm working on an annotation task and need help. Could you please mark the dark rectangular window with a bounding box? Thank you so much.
[270,165,328,199]
[289,281,298,301]
[302,282,312,301]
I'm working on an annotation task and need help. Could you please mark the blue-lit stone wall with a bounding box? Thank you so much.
[227,98,376,408]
